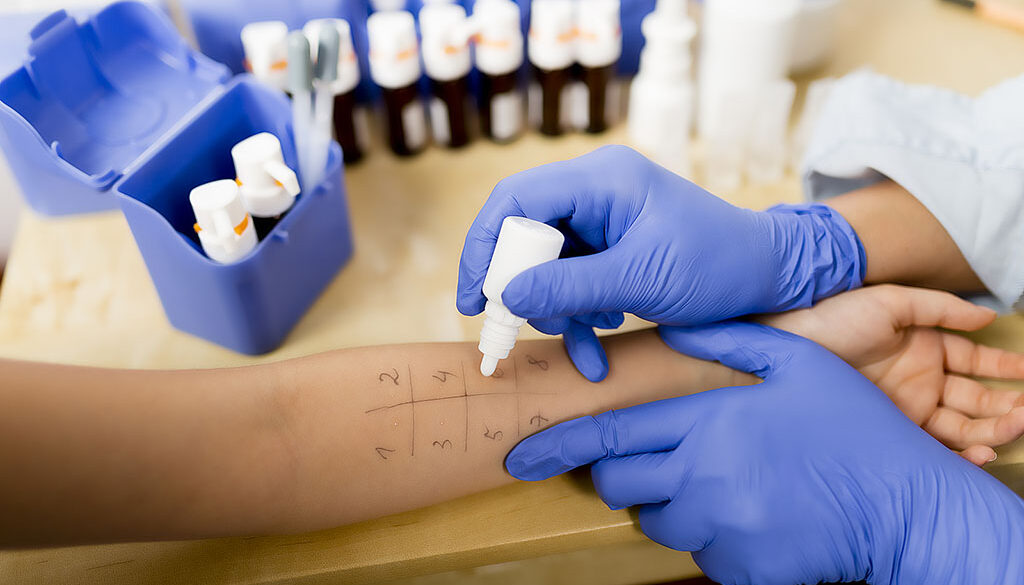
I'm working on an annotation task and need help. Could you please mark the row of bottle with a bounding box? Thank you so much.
[240,0,623,160]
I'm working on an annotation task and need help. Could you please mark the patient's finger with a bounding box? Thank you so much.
[925,404,1024,450]
[942,334,1024,379]
[959,444,997,467]
[876,285,996,331]
[941,374,1024,418]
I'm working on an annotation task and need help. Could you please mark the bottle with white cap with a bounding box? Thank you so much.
[471,0,525,143]
[528,0,576,136]
[304,19,368,164]
[627,0,696,176]
[420,3,473,148]
[190,179,259,264]
[240,21,290,93]
[478,216,565,377]
[231,132,301,238]
[697,0,799,141]
[367,10,428,156]
[575,0,622,133]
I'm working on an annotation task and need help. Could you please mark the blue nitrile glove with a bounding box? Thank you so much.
[457,145,865,382]
[506,322,1024,585]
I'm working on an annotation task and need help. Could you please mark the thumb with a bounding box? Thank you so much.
[658,321,818,378]
[501,244,643,320]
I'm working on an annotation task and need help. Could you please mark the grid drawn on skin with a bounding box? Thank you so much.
[364,360,415,459]
[468,393,518,452]
[365,359,555,453]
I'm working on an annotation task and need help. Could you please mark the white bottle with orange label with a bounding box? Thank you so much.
[240,21,290,93]
[190,180,258,264]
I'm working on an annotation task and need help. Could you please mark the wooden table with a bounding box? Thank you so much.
[1,0,1023,582]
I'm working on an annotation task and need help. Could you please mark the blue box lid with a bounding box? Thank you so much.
[0,1,231,215]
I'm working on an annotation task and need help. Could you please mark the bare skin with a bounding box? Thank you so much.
[826,180,987,292]
[1,286,1023,548]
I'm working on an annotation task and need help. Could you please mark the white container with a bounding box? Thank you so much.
[697,0,799,140]
[478,217,565,376]
[628,0,696,176]
[790,0,842,74]
[190,179,258,264]
[230,132,300,218]
[420,3,472,82]
[472,0,525,77]
[367,10,421,90]
[746,79,796,183]
[528,0,576,72]
[240,21,290,93]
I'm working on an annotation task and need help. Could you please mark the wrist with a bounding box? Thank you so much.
[759,203,866,311]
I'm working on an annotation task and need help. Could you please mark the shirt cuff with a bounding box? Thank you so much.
[800,70,1024,310]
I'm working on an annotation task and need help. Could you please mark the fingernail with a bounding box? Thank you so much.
[505,455,528,479]
[989,453,998,463]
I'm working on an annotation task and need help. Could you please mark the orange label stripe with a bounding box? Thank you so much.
[193,214,251,236]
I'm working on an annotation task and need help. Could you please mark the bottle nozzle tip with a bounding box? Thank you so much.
[480,355,499,377]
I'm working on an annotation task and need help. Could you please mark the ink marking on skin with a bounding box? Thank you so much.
[378,368,400,385]
[483,426,504,441]
[432,370,456,382]
[530,413,549,427]
[375,447,397,460]
[514,357,521,438]
[526,354,549,371]
[408,365,415,456]
[432,439,453,450]
[461,361,469,452]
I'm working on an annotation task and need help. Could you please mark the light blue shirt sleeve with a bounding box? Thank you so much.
[801,69,1024,310]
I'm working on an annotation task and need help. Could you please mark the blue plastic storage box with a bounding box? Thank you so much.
[0,2,354,354]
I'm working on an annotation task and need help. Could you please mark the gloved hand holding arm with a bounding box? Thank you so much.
[506,322,1024,585]
[458,145,866,382]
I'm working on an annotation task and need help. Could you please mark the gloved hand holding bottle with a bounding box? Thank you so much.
[505,321,1024,585]
[457,145,865,381]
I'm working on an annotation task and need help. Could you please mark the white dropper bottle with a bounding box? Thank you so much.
[478,217,565,376]
[627,0,696,176]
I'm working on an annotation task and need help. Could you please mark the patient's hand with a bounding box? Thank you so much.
[764,285,1024,466]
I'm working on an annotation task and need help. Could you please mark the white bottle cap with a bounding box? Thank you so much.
[528,0,575,72]
[230,133,301,218]
[637,0,695,82]
[420,3,472,82]
[367,11,422,89]
[303,19,361,95]
[190,180,258,264]
[471,0,525,76]
[240,21,290,92]
[576,0,621,68]
[478,217,565,376]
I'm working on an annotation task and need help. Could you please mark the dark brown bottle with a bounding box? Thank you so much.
[381,84,428,157]
[429,76,471,148]
[582,64,615,134]
[333,90,365,163]
[534,66,570,137]
[527,0,575,137]
[479,71,522,143]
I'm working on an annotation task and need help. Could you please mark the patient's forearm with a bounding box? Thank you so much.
[271,330,749,533]
[0,330,749,547]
